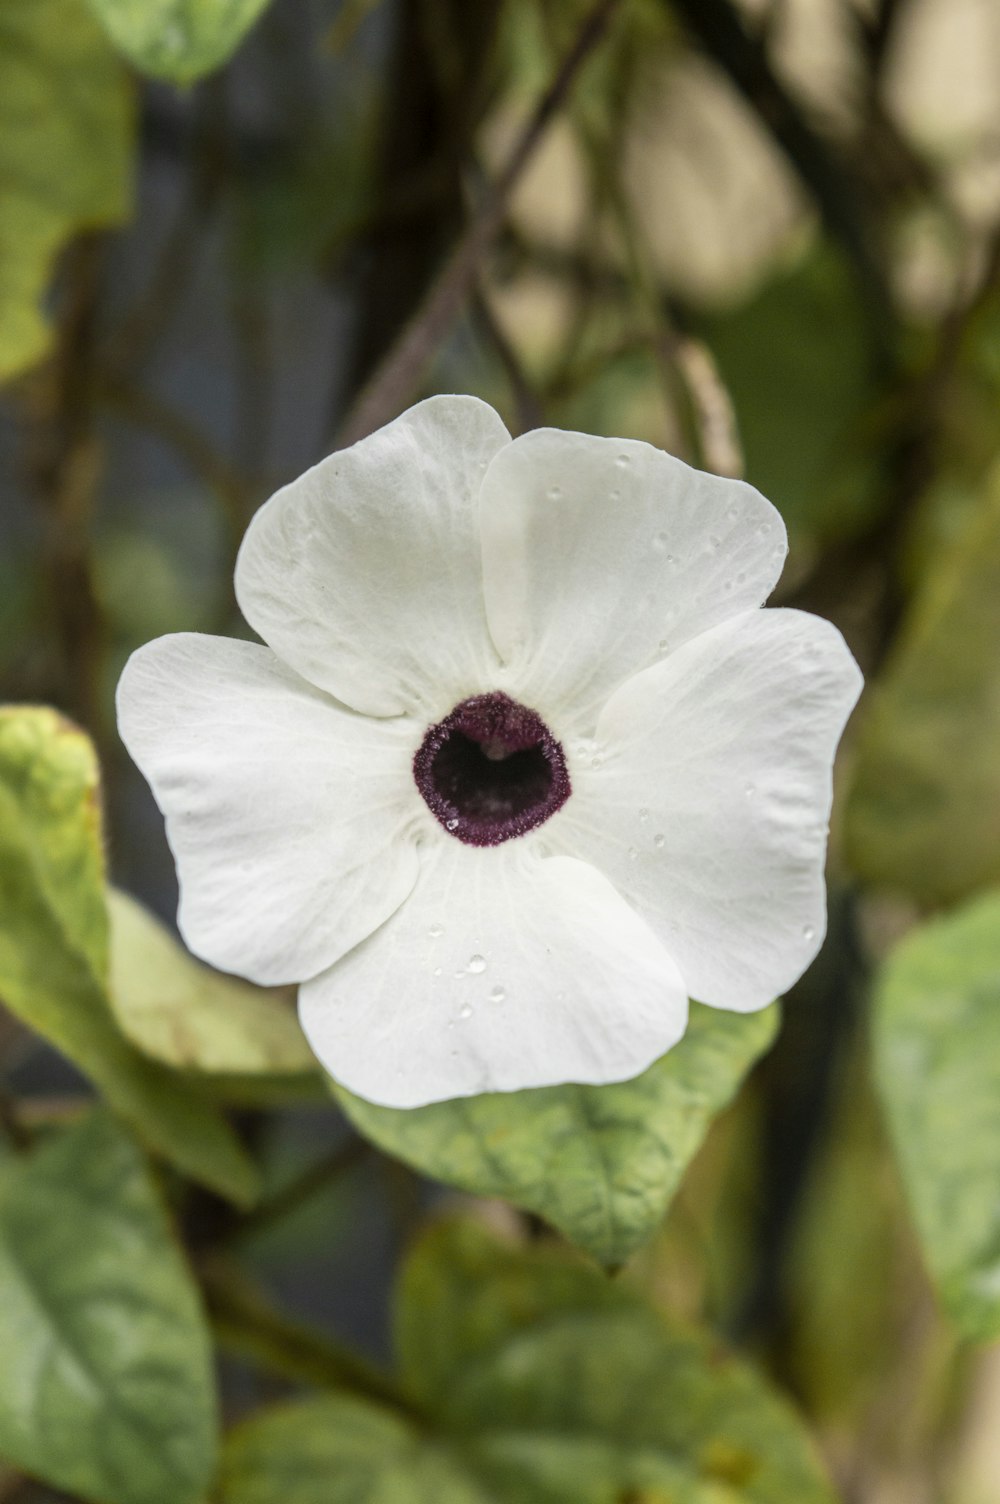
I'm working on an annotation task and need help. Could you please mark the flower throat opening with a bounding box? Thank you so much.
[413,692,571,847]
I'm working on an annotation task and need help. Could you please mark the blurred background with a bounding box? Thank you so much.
[3,0,1000,1498]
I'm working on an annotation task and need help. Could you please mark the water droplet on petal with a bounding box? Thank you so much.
[628,846,638,861]
[653,833,665,849]
[638,807,649,823]
[445,817,459,831]
[468,954,487,974]
[727,504,740,520]
[489,986,506,1004]
[433,966,443,977]
[802,925,816,941]
[616,453,632,467]
[459,1003,473,1020]
[652,532,668,552]
[548,485,563,500]
[745,783,756,798]
[428,923,444,938]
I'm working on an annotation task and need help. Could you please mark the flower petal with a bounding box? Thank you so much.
[235,395,511,718]
[479,428,787,728]
[299,841,688,1108]
[116,634,421,986]
[551,609,862,1010]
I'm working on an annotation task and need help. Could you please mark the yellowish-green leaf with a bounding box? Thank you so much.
[83,0,272,83]
[107,888,314,1075]
[335,1003,778,1269]
[0,1111,217,1504]
[0,0,132,382]
[846,465,1000,904]
[0,707,258,1205]
[874,890,1000,1342]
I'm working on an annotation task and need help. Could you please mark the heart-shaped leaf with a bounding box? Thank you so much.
[335,1001,777,1267]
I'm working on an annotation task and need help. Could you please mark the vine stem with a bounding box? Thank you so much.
[337,0,624,447]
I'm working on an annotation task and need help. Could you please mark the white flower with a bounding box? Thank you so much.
[117,395,862,1109]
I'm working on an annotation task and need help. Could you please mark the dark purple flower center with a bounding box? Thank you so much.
[413,692,571,847]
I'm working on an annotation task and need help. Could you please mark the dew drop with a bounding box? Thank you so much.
[652,532,668,552]
[653,833,665,849]
[548,485,563,500]
[445,817,459,831]
[468,954,487,974]
[428,923,444,938]
[658,638,669,652]
[489,986,506,1004]
[736,571,746,584]
[638,807,649,823]
[615,453,632,467]
[708,534,721,551]
[723,579,733,592]
[459,1003,473,1020]
[727,504,740,520]
[745,783,756,798]
[802,925,816,941]
[628,846,639,861]
[433,966,443,977]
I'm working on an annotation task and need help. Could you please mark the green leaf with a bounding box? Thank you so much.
[0,1111,217,1504]
[335,1003,778,1268]
[83,0,272,83]
[107,888,314,1075]
[703,245,882,544]
[873,889,1000,1342]
[0,0,132,382]
[846,466,1000,904]
[220,1396,490,1504]
[218,1218,834,1504]
[0,707,258,1205]
[399,1220,833,1503]
[780,1052,917,1423]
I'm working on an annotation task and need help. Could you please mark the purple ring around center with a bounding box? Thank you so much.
[413,691,571,847]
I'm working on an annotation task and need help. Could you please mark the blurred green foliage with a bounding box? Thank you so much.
[0,0,131,380]
[82,0,273,82]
